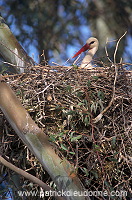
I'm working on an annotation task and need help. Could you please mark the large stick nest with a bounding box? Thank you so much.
[1,62,132,199]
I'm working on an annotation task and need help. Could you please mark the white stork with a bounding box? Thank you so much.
[72,37,99,69]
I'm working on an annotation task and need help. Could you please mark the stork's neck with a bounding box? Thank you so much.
[80,47,97,69]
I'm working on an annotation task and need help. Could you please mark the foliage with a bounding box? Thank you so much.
[0,59,131,199]
[0,0,132,63]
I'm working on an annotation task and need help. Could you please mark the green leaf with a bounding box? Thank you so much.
[98,99,104,110]
[69,151,75,155]
[76,91,84,97]
[97,90,105,100]
[104,181,111,187]
[92,76,99,80]
[49,135,56,142]
[82,99,88,106]
[66,110,76,115]
[71,135,82,142]
[91,170,98,179]
[84,116,90,126]
[16,90,21,95]
[93,144,101,151]
[70,131,75,139]
[111,136,116,147]
[77,102,84,106]
[72,64,78,69]
[87,80,91,86]
[104,181,115,193]
[66,85,71,92]
[91,102,98,113]
[58,132,65,136]
[108,157,118,162]
[61,144,68,151]
[82,167,89,176]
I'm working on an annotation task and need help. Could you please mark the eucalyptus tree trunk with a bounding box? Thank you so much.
[0,16,35,73]
[0,16,89,200]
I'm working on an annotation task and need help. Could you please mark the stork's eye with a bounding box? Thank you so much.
[89,41,95,45]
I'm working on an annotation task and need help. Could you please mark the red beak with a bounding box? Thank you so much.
[72,43,90,58]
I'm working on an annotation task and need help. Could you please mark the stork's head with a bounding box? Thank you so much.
[72,37,99,58]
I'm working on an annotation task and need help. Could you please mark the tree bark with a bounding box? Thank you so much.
[0,16,35,73]
[0,76,89,200]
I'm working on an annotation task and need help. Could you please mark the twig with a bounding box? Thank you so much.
[93,32,127,123]
[0,155,64,200]
[114,31,127,63]
[93,63,117,123]
[105,38,113,63]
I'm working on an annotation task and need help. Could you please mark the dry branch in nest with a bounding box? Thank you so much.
[1,60,132,199]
